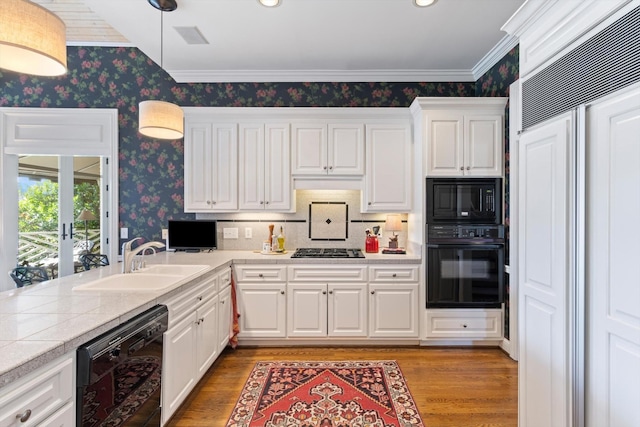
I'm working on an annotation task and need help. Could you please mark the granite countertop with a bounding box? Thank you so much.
[0,249,422,389]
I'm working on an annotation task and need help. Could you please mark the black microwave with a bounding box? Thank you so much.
[426,178,502,224]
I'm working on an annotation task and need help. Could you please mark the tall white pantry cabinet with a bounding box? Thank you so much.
[504,1,640,426]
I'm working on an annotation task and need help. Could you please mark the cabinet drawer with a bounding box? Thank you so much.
[218,267,232,290]
[165,275,217,327]
[235,265,286,282]
[426,309,502,339]
[369,265,419,282]
[0,356,73,427]
[287,265,367,282]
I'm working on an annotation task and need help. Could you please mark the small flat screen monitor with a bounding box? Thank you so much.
[168,219,217,252]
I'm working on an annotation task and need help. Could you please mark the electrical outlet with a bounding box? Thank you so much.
[223,227,239,239]
[120,227,128,239]
[245,227,252,239]
[161,228,168,239]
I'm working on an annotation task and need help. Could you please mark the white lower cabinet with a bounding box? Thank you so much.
[425,309,502,340]
[287,283,367,337]
[217,284,232,350]
[0,355,74,427]
[235,265,287,339]
[162,273,222,426]
[368,283,419,338]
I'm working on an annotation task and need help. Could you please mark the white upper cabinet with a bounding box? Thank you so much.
[184,122,238,212]
[363,123,412,212]
[411,97,507,178]
[239,123,291,211]
[291,123,364,176]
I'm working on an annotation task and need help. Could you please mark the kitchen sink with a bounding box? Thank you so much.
[135,264,210,276]
[73,265,210,292]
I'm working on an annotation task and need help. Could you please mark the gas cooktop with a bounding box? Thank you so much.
[291,248,365,258]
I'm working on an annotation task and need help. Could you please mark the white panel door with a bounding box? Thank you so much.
[195,295,219,377]
[287,284,327,337]
[328,123,364,175]
[264,124,290,210]
[465,114,503,177]
[211,123,238,210]
[218,285,232,350]
[364,124,412,212]
[291,124,327,175]
[586,85,640,427]
[427,113,464,176]
[238,123,265,210]
[518,112,574,427]
[237,283,286,338]
[368,283,419,338]
[328,283,367,337]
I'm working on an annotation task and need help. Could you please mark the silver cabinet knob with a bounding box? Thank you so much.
[466,166,470,170]
[329,166,333,170]
[329,290,333,295]
[280,290,285,295]
[392,273,397,278]
[211,200,217,205]
[16,409,32,423]
[368,202,372,205]
[323,166,327,170]
[260,201,264,204]
[371,291,375,295]
[322,291,327,295]
[265,201,269,204]
[460,166,464,171]
[463,324,468,328]
[258,273,264,278]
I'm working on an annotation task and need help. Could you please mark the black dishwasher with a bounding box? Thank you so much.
[76,305,168,427]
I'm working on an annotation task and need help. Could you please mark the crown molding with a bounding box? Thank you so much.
[472,34,520,80]
[168,68,477,84]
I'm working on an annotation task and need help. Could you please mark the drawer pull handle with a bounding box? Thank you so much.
[197,296,203,301]
[392,273,397,278]
[16,409,32,423]
[463,324,468,328]
[258,274,264,278]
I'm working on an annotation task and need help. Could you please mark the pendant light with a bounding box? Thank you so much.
[0,0,67,76]
[138,1,184,140]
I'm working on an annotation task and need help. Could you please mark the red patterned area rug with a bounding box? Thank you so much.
[225,360,424,427]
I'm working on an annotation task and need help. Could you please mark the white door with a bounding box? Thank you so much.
[586,85,640,427]
[218,285,232,349]
[291,124,327,175]
[426,112,464,176]
[287,283,327,337]
[368,284,419,338]
[237,284,286,338]
[238,123,265,210]
[264,124,290,210]
[464,114,503,177]
[328,283,367,337]
[328,124,364,175]
[518,112,574,427]
[195,295,219,377]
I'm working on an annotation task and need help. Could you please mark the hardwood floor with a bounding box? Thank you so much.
[167,346,518,427]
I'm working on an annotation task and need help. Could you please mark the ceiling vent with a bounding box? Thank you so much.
[522,5,640,129]
[174,26,209,45]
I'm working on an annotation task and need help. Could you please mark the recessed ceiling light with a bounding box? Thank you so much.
[258,0,280,7]
[415,0,437,7]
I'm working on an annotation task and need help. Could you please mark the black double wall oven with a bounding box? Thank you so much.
[426,178,504,309]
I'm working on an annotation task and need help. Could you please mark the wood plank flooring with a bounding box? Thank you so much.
[167,346,518,427]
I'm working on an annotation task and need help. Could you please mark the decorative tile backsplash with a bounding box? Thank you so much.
[309,202,348,240]
[198,190,407,251]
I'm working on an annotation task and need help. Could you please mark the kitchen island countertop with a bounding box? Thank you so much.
[0,249,421,388]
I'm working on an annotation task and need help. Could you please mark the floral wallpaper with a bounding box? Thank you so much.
[0,45,518,246]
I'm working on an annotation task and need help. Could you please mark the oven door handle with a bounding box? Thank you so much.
[427,243,504,248]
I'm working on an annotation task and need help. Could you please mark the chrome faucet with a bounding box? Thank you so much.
[121,238,166,273]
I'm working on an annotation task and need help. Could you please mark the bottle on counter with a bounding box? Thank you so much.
[277,226,285,252]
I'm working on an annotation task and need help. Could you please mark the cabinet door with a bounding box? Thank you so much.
[38,401,74,427]
[210,123,238,210]
[287,284,327,337]
[184,123,214,210]
[464,114,503,177]
[238,123,265,210]
[218,285,232,350]
[368,283,419,338]
[426,113,464,176]
[328,283,367,337]
[195,295,219,378]
[162,312,197,425]
[237,283,286,338]
[264,124,291,210]
[291,124,327,175]
[328,123,364,175]
[364,124,412,211]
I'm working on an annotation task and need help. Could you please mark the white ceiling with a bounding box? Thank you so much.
[41,0,526,83]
